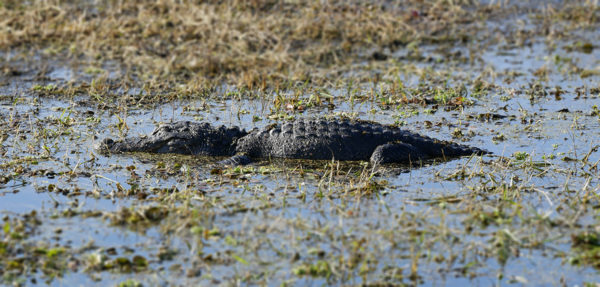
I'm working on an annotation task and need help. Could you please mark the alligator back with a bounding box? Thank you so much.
[235,119,484,161]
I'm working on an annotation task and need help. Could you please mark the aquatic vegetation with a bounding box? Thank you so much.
[0,0,599,285]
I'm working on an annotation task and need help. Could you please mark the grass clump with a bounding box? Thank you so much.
[0,0,483,89]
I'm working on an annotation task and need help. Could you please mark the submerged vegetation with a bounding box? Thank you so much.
[0,0,600,285]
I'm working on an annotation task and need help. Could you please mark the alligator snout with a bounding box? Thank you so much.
[95,138,116,153]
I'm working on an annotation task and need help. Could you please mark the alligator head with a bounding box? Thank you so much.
[96,121,247,156]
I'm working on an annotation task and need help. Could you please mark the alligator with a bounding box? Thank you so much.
[97,118,487,166]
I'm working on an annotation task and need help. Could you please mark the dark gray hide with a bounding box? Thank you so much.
[98,119,487,165]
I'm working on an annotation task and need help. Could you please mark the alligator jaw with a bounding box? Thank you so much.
[95,121,246,156]
[95,136,185,154]
[95,137,140,154]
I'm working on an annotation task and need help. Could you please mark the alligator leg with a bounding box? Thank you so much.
[369,142,427,165]
[218,154,253,166]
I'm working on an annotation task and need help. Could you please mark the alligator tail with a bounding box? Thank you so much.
[398,131,488,159]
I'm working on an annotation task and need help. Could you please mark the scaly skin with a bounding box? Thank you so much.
[98,121,246,156]
[97,119,487,165]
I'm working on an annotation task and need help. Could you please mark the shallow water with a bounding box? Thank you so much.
[1,4,600,286]
[2,88,598,285]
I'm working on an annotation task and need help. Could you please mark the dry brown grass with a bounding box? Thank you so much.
[1,0,597,91]
[0,0,483,89]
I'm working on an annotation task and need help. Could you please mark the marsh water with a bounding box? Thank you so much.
[1,1,600,286]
